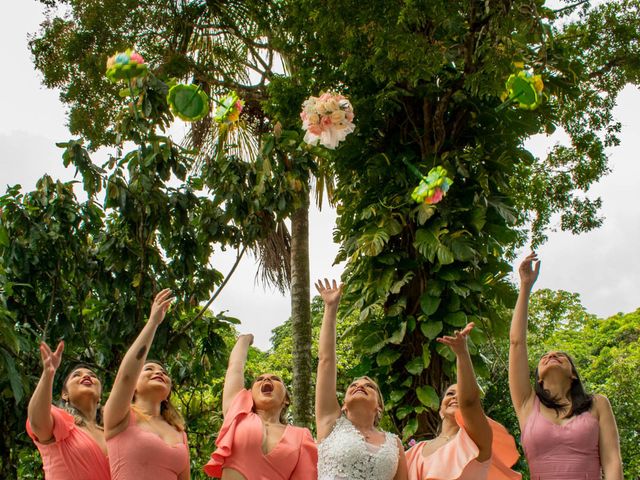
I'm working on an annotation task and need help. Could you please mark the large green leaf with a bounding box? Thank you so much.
[0,348,23,403]
[388,321,407,344]
[405,357,424,375]
[376,347,401,366]
[420,294,441,316]
[420,320,443,339]
[416,385,439,410]
[444,311,468,327]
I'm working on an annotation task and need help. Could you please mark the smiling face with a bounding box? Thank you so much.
[536,351,576,382]
[62,367,102,405]
[135,362,172,401]
[440,384,459,420]
[343,376,383,422]
[251,373,289,413]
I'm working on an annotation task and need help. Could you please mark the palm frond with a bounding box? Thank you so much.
[251,220,292,294]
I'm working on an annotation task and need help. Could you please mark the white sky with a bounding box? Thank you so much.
[1,2,638,350]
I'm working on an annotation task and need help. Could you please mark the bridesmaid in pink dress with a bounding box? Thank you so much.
[27,341,110,480]
[203,333,317,479]
[509,253,623,479]
[405,323,520,480]
[104,289,190,480]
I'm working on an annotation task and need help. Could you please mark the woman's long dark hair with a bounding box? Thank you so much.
[59,363,103,427]
[534,352,593,417]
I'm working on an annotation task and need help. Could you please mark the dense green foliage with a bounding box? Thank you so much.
[0,59,303,477]
[267,0,640,437]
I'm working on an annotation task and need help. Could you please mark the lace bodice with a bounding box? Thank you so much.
[318,415,399,480]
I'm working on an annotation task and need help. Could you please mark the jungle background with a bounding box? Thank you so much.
[1,0,639,478]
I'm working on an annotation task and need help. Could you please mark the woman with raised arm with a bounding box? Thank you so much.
[27,341,110,479]
[203,333,317,479]
[315,279,408,480]
[405,323,520,480]
[509,253,623,480]
[104,289,190,480]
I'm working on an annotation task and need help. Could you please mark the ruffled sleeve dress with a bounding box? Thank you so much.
[203,389,318,479]
[26,405,111,480]
[405,411,521,480]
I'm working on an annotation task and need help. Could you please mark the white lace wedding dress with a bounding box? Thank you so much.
[318,416,400,480]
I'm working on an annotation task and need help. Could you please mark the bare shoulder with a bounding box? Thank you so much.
[591,393,613,419]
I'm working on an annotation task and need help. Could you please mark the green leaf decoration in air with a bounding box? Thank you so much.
[416,385,439,410]
[167,84,210,122]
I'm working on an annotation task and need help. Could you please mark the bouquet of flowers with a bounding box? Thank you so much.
[496,70,544,111]
[214,91,244,125]
[411,166,453,205]
[105,49,147,83]
[300,92,355,149]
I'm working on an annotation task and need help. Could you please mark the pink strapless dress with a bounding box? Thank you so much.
[107,410,190,480]
[521,395,601,480]
[405,411,521,480]
[203,389,318,479]
[26,405,111,480]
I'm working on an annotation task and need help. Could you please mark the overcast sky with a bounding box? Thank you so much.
[1,2,638,350]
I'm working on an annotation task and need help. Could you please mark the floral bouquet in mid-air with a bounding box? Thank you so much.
[105,49,147,83]
[214,91,244,125]
[300,92,355,149]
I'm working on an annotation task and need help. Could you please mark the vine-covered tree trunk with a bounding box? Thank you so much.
[289,193,313,427]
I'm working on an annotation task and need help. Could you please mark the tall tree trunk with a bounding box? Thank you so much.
[289,193,313,427]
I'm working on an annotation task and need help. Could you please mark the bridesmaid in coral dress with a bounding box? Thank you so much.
[27,341,110,480]
[203,333,317,479]
[104,289,190,480]
[405,323,521,480]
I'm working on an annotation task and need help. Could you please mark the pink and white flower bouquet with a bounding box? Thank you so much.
[300,92,355,149]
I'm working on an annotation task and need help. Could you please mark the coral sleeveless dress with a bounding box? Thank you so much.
[203,389,317,479]
[521,395,601,479]
[107,410,190,480]
[317,415,400,480]
[405,411,521,480]
[26,405,111,480]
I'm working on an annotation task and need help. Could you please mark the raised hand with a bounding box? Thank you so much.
[149,288,173,325]
[238,333,254,345]
[314,279,343,309]
[519,252,540,291]
[39,341,64,376]
[436,322,474,357]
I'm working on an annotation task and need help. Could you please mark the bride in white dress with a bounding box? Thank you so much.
[314,279,408,480]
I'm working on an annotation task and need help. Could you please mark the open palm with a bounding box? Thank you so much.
[40,341,64,375]
[436,323,474,356]
[315,279,343,308]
